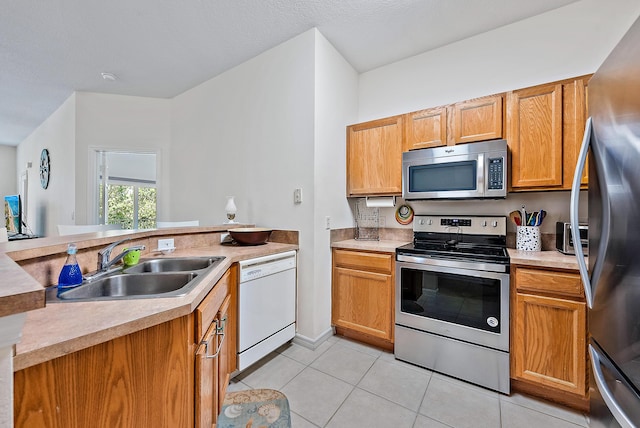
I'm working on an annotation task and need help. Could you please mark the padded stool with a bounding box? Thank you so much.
[218,388,292,427]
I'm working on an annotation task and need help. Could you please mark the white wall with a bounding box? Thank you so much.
[74,92,171,226]
[310,30,358,339]
[357,0,640,230]
[359,0,640,122]
[0,145,17,198]
[171,30,322,337]
[16,94,76,236]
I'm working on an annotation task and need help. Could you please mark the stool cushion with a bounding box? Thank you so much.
[218,388,292,427]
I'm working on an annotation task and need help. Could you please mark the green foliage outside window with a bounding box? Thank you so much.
[106,185,156,229]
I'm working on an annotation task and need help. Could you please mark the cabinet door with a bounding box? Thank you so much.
[195,321,220,428]
[563,75,591,189]
[332,266,393,341]
[513,292,587,396]
[451,94,503,144]
[217,294,231,414]
[508,84,563,189]
[347,116,403,196]
[405,107,447,150]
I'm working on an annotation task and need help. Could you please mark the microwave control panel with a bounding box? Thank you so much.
[487,157,504,190]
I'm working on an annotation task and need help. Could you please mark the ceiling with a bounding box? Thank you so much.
[0,0,579,146]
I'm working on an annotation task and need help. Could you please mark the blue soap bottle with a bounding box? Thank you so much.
[58,243,83,292]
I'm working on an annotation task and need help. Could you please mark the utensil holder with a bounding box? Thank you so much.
[516,226,541,251]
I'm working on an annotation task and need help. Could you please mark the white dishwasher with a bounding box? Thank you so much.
[238,250,297,371]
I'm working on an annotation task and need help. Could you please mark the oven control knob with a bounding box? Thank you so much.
[481,221,487,227]
[428,219,433,225]
[419,219,425,225]
[492,221,498,227]
[487,317,499,328]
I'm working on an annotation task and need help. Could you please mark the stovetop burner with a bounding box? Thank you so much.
[396,215,510,265]
[397,241,509,264]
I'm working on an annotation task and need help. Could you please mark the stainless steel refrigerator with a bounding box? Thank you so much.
[571,15,640,428]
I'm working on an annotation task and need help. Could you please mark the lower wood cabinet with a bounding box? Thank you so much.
[15,266,238,428]
[511,265,588,410]
[331,249,394,348]
[14,316,195,428]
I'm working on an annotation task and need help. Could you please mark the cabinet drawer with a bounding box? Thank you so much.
[333,249,392,274]
[514,267,583,299]
[196,269,231,342]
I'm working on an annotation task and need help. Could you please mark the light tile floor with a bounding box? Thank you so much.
[228,335,590,428]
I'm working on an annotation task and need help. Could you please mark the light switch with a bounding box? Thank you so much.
[294,188,302,204]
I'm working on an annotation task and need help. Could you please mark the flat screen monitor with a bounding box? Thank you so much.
[4,195,22,235]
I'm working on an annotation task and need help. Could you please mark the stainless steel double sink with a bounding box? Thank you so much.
[46,256,225,303]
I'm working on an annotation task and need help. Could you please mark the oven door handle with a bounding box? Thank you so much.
[396,254,508,273]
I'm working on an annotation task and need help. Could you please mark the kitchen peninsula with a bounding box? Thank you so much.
[1,226,298,427]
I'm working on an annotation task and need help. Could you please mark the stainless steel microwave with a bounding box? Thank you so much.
[402,140,508,200]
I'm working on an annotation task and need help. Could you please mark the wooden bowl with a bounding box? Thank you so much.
[228,227,272,245]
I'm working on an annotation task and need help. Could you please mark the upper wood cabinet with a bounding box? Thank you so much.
[451,94,503,144]
[508,75,592,192]
[508,83,564,189]
[404,107,448,150]
[563,75,590,189]
[404,94,504,151]
[347,116,404,196]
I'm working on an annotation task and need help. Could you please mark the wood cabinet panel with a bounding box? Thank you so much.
[332,248,394,344]
[226,264,238,374]
[195,321,219,428]
[333,249,392,274]
[514,267,583,299]
[195,269,230,341]
[563,75,591,189]
[508,83,564,189]
[513,293,587,396]
[14,316,194,428]
[347,116,403,196]
[332,267,393,340]
[217,294,231,415]
[405,107,447,150]
[451,95,503,144]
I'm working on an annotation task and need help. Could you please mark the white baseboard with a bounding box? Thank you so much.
[292,326,334,350]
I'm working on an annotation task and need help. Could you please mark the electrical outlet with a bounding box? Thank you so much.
[294,188,302,204]
[158,238,175,250]
[325,216,331,230]
[379,216,386,227]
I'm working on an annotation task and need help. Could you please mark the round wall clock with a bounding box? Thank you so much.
[40,149,50,189]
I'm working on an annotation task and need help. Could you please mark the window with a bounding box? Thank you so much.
[95,151,157,229]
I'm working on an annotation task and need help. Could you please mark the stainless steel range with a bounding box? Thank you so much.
[395,215,510,394]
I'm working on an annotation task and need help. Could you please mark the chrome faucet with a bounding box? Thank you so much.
[84,238,145,281]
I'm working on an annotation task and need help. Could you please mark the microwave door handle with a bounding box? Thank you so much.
[570,117,593,308]
[478,153,485,193]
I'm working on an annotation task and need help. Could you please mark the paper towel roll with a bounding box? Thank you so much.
[365,196,396,208]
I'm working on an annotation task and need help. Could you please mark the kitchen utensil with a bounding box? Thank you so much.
[228,227,272,245]
[509,210,522,226]
[538,210,547,226]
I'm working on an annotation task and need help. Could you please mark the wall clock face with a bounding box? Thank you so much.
[40,149,50,189]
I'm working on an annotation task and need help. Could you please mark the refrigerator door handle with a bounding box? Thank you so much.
[571,117,593,307]
[590,345,637,428]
